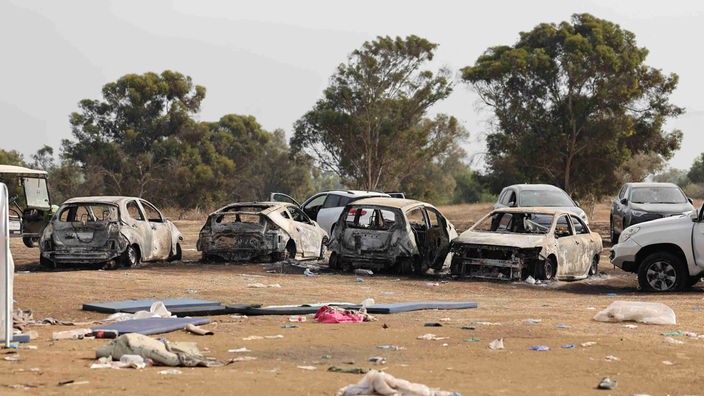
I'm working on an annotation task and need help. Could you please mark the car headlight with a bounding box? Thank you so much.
[630,210,647,217]
[619,226,641,243]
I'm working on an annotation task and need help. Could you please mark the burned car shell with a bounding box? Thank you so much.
[450,207,602,281]
[40,196,183,268]
[196,202,328,262]
[327,198,458,274]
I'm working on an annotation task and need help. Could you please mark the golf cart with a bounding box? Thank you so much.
[0,165,55,247]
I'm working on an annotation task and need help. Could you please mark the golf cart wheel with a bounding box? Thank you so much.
[23,237,39,248]
[638,252,686,292]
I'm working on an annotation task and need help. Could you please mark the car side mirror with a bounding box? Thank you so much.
[620,198,628,205]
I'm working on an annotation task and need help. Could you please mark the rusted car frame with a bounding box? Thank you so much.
[196,202,328,262]
[39,196,183,269]
[450,207,602,281]
[328,198,457,274]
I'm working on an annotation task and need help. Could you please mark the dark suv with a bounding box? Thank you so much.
[610,182,694,243]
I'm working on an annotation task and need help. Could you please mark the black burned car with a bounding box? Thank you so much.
[196,202,328,262]
[40,196,183,269]
[327,198,457,274]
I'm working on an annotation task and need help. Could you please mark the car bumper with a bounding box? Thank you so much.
[610,238,641,271]
[42,249,121,265]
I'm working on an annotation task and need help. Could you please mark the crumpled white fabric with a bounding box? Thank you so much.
[592,301,676,325]
[337,370,459,396]
[96,333,214,367]
[105,301,174,322]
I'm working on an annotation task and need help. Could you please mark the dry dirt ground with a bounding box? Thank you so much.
[3,201,704,395]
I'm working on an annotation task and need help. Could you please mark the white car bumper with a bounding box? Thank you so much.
[610,238,641,269]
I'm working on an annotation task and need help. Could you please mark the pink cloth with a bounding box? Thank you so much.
[314,306,365,323]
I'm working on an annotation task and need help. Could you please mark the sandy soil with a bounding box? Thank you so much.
[2,201,704,395]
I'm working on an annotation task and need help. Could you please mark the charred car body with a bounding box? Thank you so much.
[327,198,457,274]
[40,196,183,269]
[450,207,602,281]
[197,202,328,262]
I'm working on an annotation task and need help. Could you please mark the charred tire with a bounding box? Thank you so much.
[610,216,620,244]
[122,245,140,268]
[588,256,599,276]
[39,256,56,269]
[168,243,182,262]
[412,257,428,275]
[286,242,296,260]
[328,252,341,270]
[396,258,414,275]
[23,237,39,248]
[318,238,328,260]
[638,252,687,292]
[534,256,556,281]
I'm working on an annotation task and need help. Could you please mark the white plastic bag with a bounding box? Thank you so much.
[592,301,676,325]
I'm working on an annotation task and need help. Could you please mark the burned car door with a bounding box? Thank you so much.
[139,199,171,260]
[124,200,154,260]
[569,214,597,271]
[270,193,301,207]
[424,207,452,270]
[286,206,322,257]
[553,214,588,277]
[406,206,429,259]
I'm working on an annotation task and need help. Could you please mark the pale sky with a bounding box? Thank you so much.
[2,0,702,171]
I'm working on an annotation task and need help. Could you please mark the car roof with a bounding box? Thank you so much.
[491,206,576,216]
[348,197,433,211]
[625,182,681,188]
[212,201,294,215]
[504,184,565,192]
[0,164,48,177]
[323,190,390,197]
[62,196,142,205]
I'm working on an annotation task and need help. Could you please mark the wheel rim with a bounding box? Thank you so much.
[590,257,598,275]
[544,260,554,280]
[646,261,677,291]
[127,247,137,265]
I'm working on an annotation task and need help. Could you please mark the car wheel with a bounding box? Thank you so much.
[637,252,686,292]
[39,256,56,269]
[318,238,328,260]
[396,258,414,275]
[168,243,182,262]
[610,216,620,244]
[328,251,341,270]
[285,242,296,260]
[588,255,599,276]
[412,258,428,275]
[534,256,556,281]
[121,245,140,268]
[23,237,39,248]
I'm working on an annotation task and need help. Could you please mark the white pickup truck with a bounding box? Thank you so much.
[610,206,704,292]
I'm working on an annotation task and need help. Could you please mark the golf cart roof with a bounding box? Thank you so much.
[0,165,48,178]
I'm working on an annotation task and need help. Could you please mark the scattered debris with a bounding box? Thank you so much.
[662,360,675,365]
[424,322,443,327]
[463,338,480,342]
[417,334,449,341]
[227,347,251,353]
[377,345,404,350]
[368,357,386,364]
[247,283,282,288]
[581,341,597,347]
[185,324,213,336]
[328,366,370,374]
[604,355,620,362]
[592,301,676,325]
[663,337,683,345]
[488,338,504,350]
[96,333,218,367]
[529,345,550,351]
[336,370,459,396]
[297,365,317,370]
[158,369,182,375]
[354,269,374,276]
[597,377,617,390]
[288,316,307,322]
[561,344,576,349]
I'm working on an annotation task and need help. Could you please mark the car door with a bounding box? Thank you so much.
[269,193,302,207]
[301,193,327,222]
[553,214,589,277]
[124,199,154,260]
[612,185,629,233]
[424,207,452,269]
[568,214,596,274]
[315,194,350,236]
[693,208,704,268]
[139,199,171,260]
[406,206,429,258]
[286,206,322,257]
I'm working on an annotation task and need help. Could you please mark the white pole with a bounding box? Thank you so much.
[1,183,11,347]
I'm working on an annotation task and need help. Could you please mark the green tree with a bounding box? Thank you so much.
[462,13,683,199]
[292,35,462,191]
[63,70,206,198]
[687,153,704,183]
[0,149,26,166]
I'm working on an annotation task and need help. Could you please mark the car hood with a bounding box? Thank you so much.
[629,202,694,214]
[454,231,545,249]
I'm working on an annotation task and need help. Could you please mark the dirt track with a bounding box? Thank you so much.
[3,202,704,395]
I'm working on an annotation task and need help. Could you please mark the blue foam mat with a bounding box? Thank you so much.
[91,317,210,335]
[82,299,221,313]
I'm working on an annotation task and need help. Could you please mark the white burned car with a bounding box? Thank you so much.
[450,207,602,281]
[328,198,457,274]
[196,202,328,262]
[40,196,183,269]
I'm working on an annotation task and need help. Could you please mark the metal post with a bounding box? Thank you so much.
[1,183,11,347]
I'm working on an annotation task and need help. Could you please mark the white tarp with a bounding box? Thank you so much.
[0,182,14,346]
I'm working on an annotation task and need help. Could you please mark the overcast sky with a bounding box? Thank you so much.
[2,0,702,171]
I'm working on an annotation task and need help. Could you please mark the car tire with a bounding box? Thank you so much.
[396,258,414,275]
[39,256,55,269]
[610,216,620,244]
[588,256,599,276]
[412,258,428,275]
[328,252,341,270]
[23,237,38,248]
[318,238,328,260]
[534,256,556,281]
[168,243,182,262]
[121,245,140,268]
[637,252,687,292]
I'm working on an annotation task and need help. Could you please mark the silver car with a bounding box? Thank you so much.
[495,184,589,224]
[40,196,183,269]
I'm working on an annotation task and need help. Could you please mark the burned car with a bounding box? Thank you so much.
[40,196,183,269]
[450,207,602,281]
[196,202,328,262]
[327,198,457,274]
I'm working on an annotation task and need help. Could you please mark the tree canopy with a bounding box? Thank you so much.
[462,13,683,199]
[291,35,468,196]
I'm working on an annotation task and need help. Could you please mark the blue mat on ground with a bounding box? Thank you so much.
[0,335,31,343]
[364,301,477,314]
[121,304,236,317]
[82,299,221,313]
[92,317,210,335]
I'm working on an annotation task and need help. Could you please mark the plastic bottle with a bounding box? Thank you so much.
[52,328,92,340]
[288,315,307,322]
